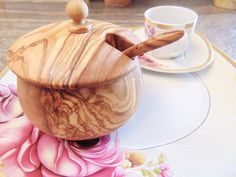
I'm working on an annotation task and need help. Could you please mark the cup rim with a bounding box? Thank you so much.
[144,6,198,27]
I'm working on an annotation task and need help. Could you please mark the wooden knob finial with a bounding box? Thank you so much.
[66,0,89,24]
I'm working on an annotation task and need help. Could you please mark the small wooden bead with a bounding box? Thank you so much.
[66,0,89,24]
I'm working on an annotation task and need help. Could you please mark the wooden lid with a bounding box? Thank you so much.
[7,0,139,89]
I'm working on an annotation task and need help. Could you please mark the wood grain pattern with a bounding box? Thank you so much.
[7,19,139,89]
[65,0,88,24]
[105,32,137,53]
[7,0,144,140]
[17,63,142,140]
[123,31,184,58]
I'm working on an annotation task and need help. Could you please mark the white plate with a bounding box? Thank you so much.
[135,28,214,73]
[121,48,236,177]
[118,71,210,149]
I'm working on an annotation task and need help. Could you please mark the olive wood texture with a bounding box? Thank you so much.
[105,30,184,58]
[123,31,184,58]
[7,0,144,140]
[14,25,143,140]
[17,64,142,140]
[65,0,88,24]
[7,20,138,89]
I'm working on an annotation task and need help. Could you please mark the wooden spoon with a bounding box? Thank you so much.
[123,30,184,58]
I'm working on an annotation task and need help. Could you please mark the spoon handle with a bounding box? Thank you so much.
[123,30,184,58]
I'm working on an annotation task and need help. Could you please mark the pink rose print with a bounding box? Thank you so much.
[158,163,172,177]
[0,115,125,177]
[37,134,124,177]
[0,84,22,122]
[41,166,61,177]
[0,83,173,177]
[139,55,164,68]
[0,116,41,177]
[145,23,156,37]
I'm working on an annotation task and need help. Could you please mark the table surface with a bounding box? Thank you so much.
[0,0,236,72]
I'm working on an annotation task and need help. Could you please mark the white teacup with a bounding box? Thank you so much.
[144,6,198,59]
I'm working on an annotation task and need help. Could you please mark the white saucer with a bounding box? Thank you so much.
[134,28,214,73]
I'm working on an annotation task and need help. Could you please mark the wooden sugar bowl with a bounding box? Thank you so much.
[7,0,142,141]
[7,0,184,140]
